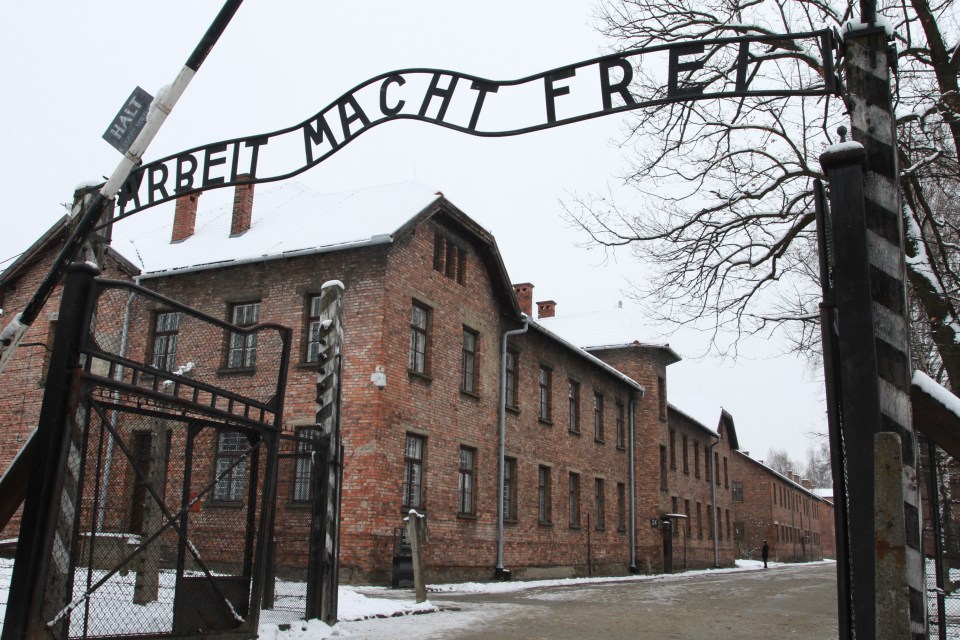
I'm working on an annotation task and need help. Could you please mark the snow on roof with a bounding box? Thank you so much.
[534,307,680,359]
[112,181,442,277]
[526,316,644,393]
[913,369,960,420]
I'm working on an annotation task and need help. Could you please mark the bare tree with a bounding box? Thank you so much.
[568,0,960,387]
[765,448,799,476]
[804,440,833,487]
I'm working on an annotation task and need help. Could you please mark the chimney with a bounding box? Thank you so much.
[513,283,534,316]
[537,300,557,319]
[171,192,200,243]
[230,175,254,237]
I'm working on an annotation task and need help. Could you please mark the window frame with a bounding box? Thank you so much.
[682,434,689,473]
[408,301,431,376]
[292,426,321,503]
[305,295,325,364]
[568,472,581,528]
[657,376,667,420]
[615,400,626,450]
[669,429,677,469]
[538,364,553,423]
[213,430,248,504]
[538,465,552,524]
[593,392,605,443]
[617,482,627,532]
[732,480,744,502]
[594,478,605,530]
[461,326,479,395]
[151,310,180,372]
[503,457,518,522]
[568,379,581,434]
[227,301,260,369]
[458,446,477,516]
[505,349,519,410]
[659,445,668,491]
[402,434,426,509]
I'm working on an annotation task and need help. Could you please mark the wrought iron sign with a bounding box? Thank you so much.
[113,30,836,219]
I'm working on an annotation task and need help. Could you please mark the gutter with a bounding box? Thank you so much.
[496,316,529,575]
[629,388,643,572]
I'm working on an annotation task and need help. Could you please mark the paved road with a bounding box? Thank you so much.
[344,563,838,639]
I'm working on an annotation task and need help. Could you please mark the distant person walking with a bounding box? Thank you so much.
[762,540,770,568]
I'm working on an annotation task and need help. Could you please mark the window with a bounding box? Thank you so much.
[461,327,478,394]
[292,427,320,502]
[409,302,431,374]
[305,295,324,363]
[669,429,676,468]
[704,445,711,482]
[723,457,729,488]
[568,380,580,433]
[726,509,731,540]
[458,447,477,515]
[708,503,714,539]
[214,430,247,502]
[152,311,180,371]
[682,435,689,473]
[593,392,604,442]
[659,446,668,491]
[505,349,519,409]
[617,483,626,531]
[657,376,667,420]
[696,502,703,538]
[694,444,701,478]
[568,472,581,527]
[538,365,552,422]
[717,505,722,540]
[615,401,626,449]
[715,452,721,485]
[503,457,518,521]
[732,481,744,502]
[684,499,692,537]
[671,497,679,537]
[432,233,466,284]
[403,434,425,509]
[594,478,605,530]
[228,302,259,368]
[538,466,552,524]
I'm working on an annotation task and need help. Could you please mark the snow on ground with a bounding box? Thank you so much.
[0,557,832,639]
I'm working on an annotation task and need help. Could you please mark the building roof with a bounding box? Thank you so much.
[911,369,960,460]
[113,181,445,276]
[535,308,681,362]
[526,316,644,393]
[667,403,719,439]
[732,450,826,502]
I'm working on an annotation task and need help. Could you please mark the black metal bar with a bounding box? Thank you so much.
[243,433,261,579]
[820,144,878,640]
[185,0,243,71]
[3,263,98,640]
[813,178,853,640]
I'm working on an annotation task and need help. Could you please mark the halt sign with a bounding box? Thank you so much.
[102,86,153,154]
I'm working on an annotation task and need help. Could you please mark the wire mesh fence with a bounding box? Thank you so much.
[920,440,960,639]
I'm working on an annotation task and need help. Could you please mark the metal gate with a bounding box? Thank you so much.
[920,440,960,638]
[3,266,291,640]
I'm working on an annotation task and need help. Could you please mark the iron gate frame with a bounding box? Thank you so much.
[3,265,292,640]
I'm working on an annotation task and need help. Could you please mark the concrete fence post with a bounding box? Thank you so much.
[875,431,909,639]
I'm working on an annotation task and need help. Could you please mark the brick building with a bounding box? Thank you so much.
[729,449,832,562]
[0,180,829,582]
[0,215,139,541]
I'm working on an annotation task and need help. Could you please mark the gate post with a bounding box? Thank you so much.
[3,263,98,640]
[841,19,926,639]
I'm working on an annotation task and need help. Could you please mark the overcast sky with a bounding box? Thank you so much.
[0,1,829,469]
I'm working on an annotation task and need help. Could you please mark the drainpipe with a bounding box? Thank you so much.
[628,390,642,573]
[709,437,719,568]
[97,275,140,530]
[496,316,528,576]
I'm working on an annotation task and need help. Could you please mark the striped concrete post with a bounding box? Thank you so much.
[842,24,926,639]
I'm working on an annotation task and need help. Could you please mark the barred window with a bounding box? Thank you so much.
[732,480,744,502]
[292,427,321,502]
[228,302,259,368]
[594,478,605,530]
[505,349,519,409]
[539,365,552,422]
[617,483,626,531]
[503,457,518,521]
[568,472,581,527]
[152,311,180,371]
[214,431,247,502]
[594,393,604,442]
[615,400,626,449]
